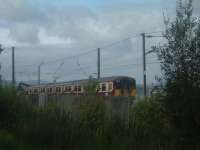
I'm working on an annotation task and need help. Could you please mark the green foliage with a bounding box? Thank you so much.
[0,131,18,150]
[155,0,200,148]
[133,97,169,136]
[130,96,173,150]
[0,86,33,131]
[0,86,176,150]
[1,86,200,150]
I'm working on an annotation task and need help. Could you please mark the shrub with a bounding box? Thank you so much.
[129,96,173,150]
[0,86,33,131]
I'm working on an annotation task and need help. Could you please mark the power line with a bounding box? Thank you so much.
[101,61,160,71]
[13,55,160,79]
[100,35,140,50]
[1,30,164,83]
[53,62,65,75]
[76,60,90,77]
[44,49,97,65]
[10,33,143,67]
[14,60,161,83]
[45,61,160,81]
[10,30,163,68]
[144,31,163,35]
[102,31,164,49]
[48,61,160,78]
[19,49,97,68]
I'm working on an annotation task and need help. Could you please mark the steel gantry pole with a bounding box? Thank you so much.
[141,33,147,97]
[12,46,16,87]
[38,62,44,85]
[97,48,101,80]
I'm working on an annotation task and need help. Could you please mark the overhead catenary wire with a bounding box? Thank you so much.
[13,59,161,83]
[76,60,90,77]
[12,33,143,68]
[17,48,97,68]
[53,62,65,75]
[15,54,160,82]
[1,30,164,83]
[46,61,161,81]
[100,35,140,50]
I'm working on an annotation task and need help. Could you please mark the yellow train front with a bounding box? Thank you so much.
[111,76,136,97]
[23,76,136,97]
[98,76,136,97]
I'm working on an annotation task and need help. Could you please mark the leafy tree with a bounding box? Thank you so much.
[156,0,200,145]
[131,97,172,149]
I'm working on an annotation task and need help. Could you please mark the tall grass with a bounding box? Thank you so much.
[0,87,196,150]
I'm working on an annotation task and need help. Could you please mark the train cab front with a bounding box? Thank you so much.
[113,77,136,97]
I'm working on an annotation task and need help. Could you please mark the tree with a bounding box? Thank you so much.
[0,45,4,85]
[156,0,200,143]
[132,97,170,146]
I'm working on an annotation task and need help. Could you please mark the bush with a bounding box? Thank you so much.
[129,96,173,150]
[0,87,33,131]
[1,86,197,150]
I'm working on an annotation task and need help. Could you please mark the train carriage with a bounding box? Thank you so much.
[21,76,136,97]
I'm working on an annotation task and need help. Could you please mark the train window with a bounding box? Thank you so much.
[64,86,72,92]
[115,80,122,89]
[64,86,68,92]
[34,88,38,94]
[48,87,53,93]
[108,83,113,91]
[78,86,81,92]
[74,86,77,91]
[68,86,72,91]
[56,87,61,93]
[41,88,45,93]
[102,83,106,92]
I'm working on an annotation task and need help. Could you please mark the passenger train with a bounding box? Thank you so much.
[22,76,137,97]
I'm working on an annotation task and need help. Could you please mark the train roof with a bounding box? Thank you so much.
[25,76,135,88]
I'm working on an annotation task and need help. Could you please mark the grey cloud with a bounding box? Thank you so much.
[0,0,43,23]
[194,0,200,13]
[9,23,39,44]
[0,0,44,44]
[0,1,170,83]
[0,0,165,46]
[44,7,164,49]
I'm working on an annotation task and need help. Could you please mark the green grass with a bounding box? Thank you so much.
[0,87,198,150]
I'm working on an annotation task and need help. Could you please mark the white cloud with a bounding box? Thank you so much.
[0,28,17,46]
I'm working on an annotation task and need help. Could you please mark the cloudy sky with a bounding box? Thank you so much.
[0,0,199,84]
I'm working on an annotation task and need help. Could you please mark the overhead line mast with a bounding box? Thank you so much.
[97,48,100,80]
[12,47,16,87]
